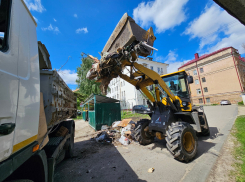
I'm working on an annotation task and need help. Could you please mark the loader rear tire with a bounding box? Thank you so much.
[166,122,198,162]
[134,119,154,145]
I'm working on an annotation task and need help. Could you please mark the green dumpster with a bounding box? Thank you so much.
[81,94,121,131]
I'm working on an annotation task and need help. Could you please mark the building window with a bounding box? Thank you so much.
[143,99,145,105]
[195,79,199,84]
[200,68,204,73]
[0,0,11,51]
[142,63,148,68]
[158,67,160,74]
[193,70,197,75]
[124,91,125,99]
[196,89,201,94]
[161,68,163,74]
[117,94,119,99]
[150,66,153,70]
[202,77,206,82]
[204,87,208,92]
[199,98,203,103]
[206,98,210,103]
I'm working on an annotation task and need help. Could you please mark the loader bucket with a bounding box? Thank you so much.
[102,13,156,57]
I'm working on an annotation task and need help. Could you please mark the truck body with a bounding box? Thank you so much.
[0,1,76,181]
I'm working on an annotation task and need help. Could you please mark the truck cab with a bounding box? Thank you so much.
[0,1,76,181]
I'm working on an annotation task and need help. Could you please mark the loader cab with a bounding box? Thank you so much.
[161,70,192,98]
[161,70,193,110]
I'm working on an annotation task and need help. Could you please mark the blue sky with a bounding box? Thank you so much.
[24,0,245,90]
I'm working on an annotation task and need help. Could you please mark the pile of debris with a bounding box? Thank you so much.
[92,119,137,146]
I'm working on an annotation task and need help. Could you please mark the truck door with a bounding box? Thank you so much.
[0,0,19,162]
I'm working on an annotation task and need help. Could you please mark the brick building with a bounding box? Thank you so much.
[178,47,245,105]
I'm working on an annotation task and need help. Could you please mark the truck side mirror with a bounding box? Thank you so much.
[187,76,193,84]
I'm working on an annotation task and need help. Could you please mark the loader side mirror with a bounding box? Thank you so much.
[187,75,193,84]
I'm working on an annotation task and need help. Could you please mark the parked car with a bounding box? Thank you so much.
[77,110,82,115]
[132,105,151,114]
[220,100,231,105]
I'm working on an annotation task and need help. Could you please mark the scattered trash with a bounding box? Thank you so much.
[92,119,136,146]
[95,131,112,143]
[119,135,130,145]
[101,125,109,130]
[148,168,155,173]
[112,121,121,128]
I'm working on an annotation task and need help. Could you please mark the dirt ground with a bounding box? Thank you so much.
[54,106,238,182]
[54,119,145,182]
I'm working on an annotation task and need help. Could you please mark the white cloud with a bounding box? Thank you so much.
[24,0,46,13]
[155,51,189,73]
[58,70,78,85]
[133,0,189,33]
[33,16,38,22]
[74,14,78,18]
[76,27,88,34]
[42,24,60,33]
[54,18,57,22]
[184,3,245,54]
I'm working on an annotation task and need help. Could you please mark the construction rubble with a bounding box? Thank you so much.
[91,119,137,146]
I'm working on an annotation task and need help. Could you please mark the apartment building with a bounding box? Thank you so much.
[178,47,245,105]
[106,57,168,109]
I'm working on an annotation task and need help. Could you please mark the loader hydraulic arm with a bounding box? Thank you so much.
[117,59,180,112]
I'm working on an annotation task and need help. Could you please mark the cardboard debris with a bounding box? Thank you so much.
[124,131,131,135]
[118,119,132,127]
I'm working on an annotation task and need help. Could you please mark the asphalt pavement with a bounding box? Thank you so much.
[54,105,238,182]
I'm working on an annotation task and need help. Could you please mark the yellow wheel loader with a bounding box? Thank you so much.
[86,13,210,162]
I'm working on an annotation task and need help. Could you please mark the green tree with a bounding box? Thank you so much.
[76,56,102,98]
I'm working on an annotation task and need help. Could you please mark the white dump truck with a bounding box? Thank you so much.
[0,1,77,181]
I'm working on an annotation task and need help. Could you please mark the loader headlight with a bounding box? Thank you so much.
[182,102,187,106]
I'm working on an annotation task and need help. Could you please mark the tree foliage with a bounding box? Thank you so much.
[76,56,102,100]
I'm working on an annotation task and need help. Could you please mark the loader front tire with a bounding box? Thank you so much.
[166,122,198,162]
[134,119,154,145]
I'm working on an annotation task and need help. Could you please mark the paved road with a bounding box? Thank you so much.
[54,105,238,182]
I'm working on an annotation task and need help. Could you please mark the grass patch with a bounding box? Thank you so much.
[232,115,245,181]
[238,101,244,106]
[121,111,150,120]
[76,115,83,120]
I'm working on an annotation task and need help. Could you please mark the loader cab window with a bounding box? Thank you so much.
[162,73,189,98]
[0,0,11,51]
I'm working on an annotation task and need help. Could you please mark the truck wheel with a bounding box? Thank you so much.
[199,113,210,136]
[65,124,74,158]
[166,122,198,162]
[134,119,154,145]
